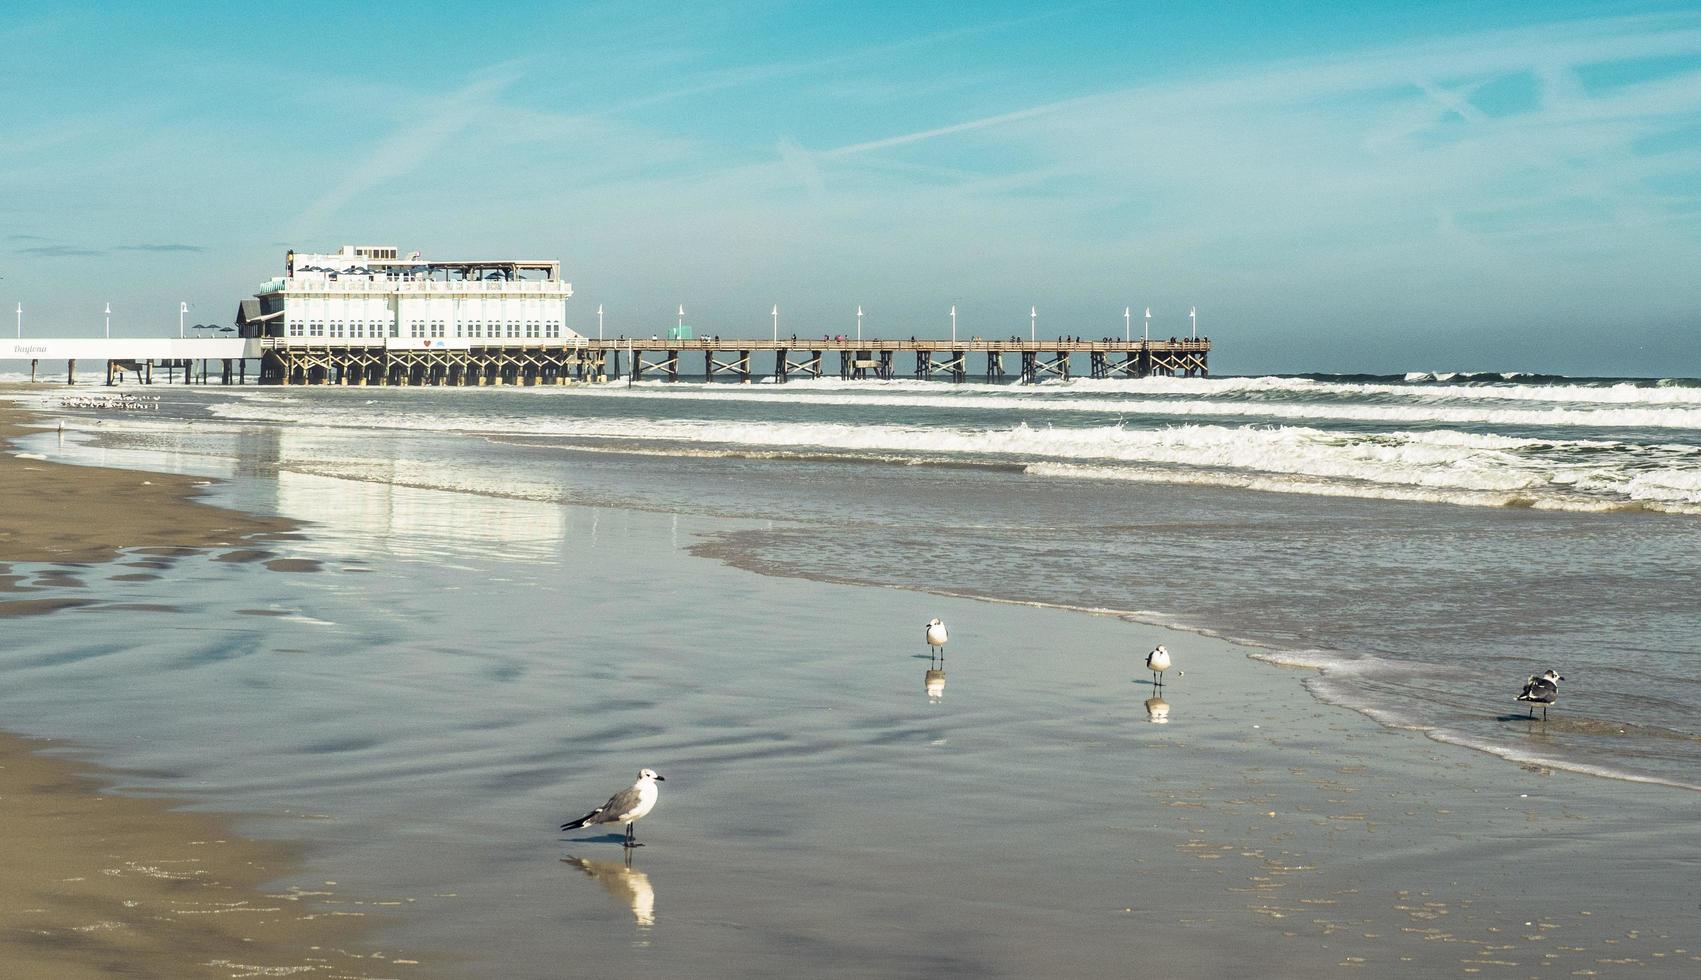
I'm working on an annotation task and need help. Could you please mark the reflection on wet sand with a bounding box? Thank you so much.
[924,646,947,702]
[925,665,946,702]
[563,853,656,927]
[1144,696,1170,724]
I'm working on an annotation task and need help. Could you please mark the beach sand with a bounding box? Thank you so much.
[4,391,1699,978]
[0,401,423,979]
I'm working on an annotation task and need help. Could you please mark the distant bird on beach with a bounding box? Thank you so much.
[924,618,949,649]
[1516,669,1564,720]
[1146,645,1172,687]
[561,768,665,848]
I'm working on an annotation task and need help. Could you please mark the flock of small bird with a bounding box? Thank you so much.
[558,618,1568,848]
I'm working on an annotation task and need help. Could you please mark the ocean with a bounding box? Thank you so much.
[54,369,1699,787]
[4,370,1699,977]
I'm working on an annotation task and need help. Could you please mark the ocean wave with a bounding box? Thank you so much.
[190,392,1701,510]
[195,379,1701,431]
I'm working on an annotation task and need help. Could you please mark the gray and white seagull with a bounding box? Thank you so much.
[1515,669,1564,720]
[561,768,666,848]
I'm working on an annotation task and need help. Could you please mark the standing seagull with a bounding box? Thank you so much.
[1146,644,1172,688]
[924,618,949,650]
[561,768,665,848]
[1516,669,1564,720]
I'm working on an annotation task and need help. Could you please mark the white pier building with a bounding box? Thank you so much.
[237,245,577,347]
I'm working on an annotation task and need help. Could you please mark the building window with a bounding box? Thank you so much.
[330,320,343,338]
[351,320,363,339]
[526,320,539,339]
[289,319,303,337]
[546,320,559,338]
[310,320,324,337]
[507,320,519,338]
[431,320,445,338]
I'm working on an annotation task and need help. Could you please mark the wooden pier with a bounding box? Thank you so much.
[258,337,1210,386]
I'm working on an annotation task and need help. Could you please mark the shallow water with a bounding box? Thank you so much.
[3,393,1700,977]
[16,376,1700,789]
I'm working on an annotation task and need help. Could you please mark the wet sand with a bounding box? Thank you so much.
[0,399,423,978]
[4,392,1699,978]
[1,404,288,620]
[0,733,423,980]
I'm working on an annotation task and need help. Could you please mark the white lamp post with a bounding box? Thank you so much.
[772,304,778,343]
[856,305,863,342]
[1029,306,1036,343]
[677,304,684,333]
[104,302,111,339]
[179,301,188,338]
[1124,306,1131,343]
[597,304,604,341]
[950,305,957,345]
[1144,307,1151,343]
[1190,305,1198,340]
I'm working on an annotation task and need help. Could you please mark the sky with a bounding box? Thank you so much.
[2,0,1699,376]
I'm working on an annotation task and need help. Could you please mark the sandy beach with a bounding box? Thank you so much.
[3,386,1697,978]
[0,400,424,979]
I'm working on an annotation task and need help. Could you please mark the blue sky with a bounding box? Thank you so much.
[3,0,1699,375]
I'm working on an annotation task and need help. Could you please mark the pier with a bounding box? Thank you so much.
[257,336,1210,386]
[3,338,258,385]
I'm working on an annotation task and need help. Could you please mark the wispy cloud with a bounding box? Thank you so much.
[114,243,206,253]
[283,64,527,239]
[16,244,105,257]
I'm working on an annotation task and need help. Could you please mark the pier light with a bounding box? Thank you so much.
[597,304,604,341]
[677,304,684,332]
[1124,306,1131,343]
[856,305,863,342]
[1144,307,1151,343]
[179,301,188,338]
[1190,306,1198,340]
[104,302,111,339]
[950,304,957,344]
[772,304,778,343]
[1030,306,1036,343]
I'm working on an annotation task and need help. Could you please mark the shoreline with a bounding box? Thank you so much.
[0,399,424,978]
[5,391,1699,976]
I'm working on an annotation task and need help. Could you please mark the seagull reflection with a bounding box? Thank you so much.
[1144,696,1171,724]
[925,666,946,702]
[562,853,656,927]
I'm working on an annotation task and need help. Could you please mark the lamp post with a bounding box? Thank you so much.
[1124,306,1131,343]
[950,305,957,345]
[597,304,604,341]
[772,304,778,343]
[1144,307,1151,343]
[1029,306,1036,343]
[1190,306,1197,340]
[677,304,684,334]
[856,305,863,342]
[179,301,188,338]
[104,302,111,339]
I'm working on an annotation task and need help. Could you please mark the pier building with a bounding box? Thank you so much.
[4,246,1209,386]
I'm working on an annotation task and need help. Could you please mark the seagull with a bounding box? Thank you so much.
[1146,644,1172,687]
[924,618,949,649]
[1516,669,1564,720]
[561,768,665,848]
